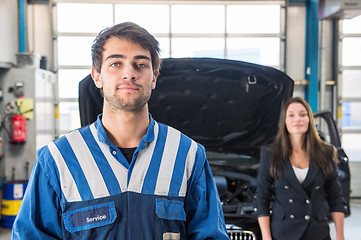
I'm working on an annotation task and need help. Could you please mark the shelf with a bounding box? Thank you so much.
[0,63,13,69]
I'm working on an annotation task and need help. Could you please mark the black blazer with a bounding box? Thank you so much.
[256,145,347,240]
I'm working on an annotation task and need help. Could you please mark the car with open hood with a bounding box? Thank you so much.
[79,57,350,240]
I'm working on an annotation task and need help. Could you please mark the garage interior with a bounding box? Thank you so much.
[0,0,361,239]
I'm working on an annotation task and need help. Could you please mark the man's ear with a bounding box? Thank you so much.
[152,70,159,90]
[91,68,102,89]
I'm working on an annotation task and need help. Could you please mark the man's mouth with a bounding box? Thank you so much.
[117,84,140,91]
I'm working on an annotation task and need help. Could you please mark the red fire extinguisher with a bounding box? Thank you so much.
[11,114,26,143]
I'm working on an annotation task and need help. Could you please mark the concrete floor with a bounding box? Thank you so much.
[330,198,361,240]
[0,199,360,239]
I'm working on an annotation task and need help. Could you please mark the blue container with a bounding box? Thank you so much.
[1,181,28,228]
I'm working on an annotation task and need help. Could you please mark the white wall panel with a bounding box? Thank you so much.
[27,3,53,70]
[286,4,306,84]
[0,0,18,67]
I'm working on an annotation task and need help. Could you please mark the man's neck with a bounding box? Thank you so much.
[101,106,150,148]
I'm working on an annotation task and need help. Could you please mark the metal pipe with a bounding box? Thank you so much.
[319,20,327,111]
[305,0,319,112]
[19,0,26,52]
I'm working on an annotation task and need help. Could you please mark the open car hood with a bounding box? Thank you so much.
[149,58,294,155]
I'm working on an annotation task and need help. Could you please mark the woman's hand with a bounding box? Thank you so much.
[258,216,272,240]
[332,212,345,240]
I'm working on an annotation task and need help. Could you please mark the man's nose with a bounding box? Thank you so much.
[122,65,136,81]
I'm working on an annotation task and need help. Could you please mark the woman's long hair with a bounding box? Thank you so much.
[270,97,337,179]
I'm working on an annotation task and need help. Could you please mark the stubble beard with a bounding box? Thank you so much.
[103,87,152,113]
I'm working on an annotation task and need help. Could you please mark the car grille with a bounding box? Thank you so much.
[228,230,256,240]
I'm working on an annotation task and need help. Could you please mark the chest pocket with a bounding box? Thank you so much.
[155,198,186,240]
[63,201,117,238]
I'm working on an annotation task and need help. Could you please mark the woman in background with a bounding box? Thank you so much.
[256,97,347,240]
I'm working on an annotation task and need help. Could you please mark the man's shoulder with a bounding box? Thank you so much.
[156,121,203,148]
[41,124,93,153]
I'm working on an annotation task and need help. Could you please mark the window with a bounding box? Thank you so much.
[115,4,170,34]
[57,3,113,33]
[53,1,285,135]
[340,15,361,162]
[227,38,280,65]
[342,102,361,129]
[342,38,361,66]
[227,5,281,34]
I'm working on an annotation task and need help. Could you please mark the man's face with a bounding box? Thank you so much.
[92,37,158,112]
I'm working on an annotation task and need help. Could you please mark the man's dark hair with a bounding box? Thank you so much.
[91,22,161,74]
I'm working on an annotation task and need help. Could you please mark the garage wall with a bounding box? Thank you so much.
[0,0,18,66]
[27,3,53,70]
[286,4,309,101]
[350,162,361,197]
[0,1,52,69]
[286,4,306,84]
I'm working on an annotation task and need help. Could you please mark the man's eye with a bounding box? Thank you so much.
[137,63,147,68]
[110,63,120,67]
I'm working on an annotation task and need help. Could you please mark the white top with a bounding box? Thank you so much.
[292,166,309,184]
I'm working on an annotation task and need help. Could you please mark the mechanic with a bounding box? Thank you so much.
[256,97,347,240]
[12,22,229,240]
